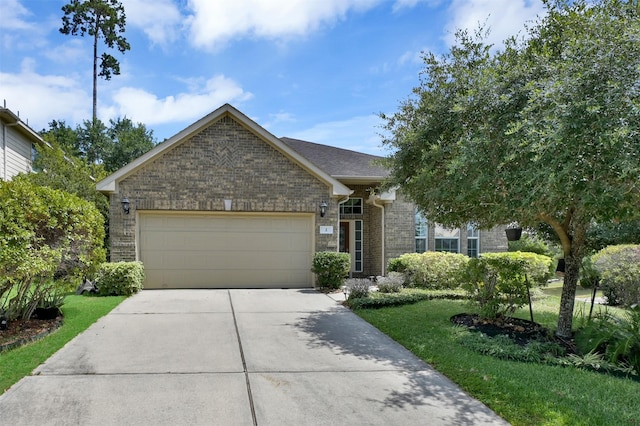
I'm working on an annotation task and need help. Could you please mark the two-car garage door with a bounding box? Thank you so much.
[139,213,313,289]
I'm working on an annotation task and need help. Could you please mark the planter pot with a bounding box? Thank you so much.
[555,259,566,275]
[505,227,523,241]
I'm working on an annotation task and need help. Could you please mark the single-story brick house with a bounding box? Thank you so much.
[98,104,507,289]
[1,107,45,181]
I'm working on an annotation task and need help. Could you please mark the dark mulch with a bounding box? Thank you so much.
[0,315,63,352]
[451,313,576,353]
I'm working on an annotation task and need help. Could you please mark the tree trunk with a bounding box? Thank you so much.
[556,252,581,338]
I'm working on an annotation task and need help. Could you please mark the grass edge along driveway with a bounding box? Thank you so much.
[355,298,640,426]
[0,295,125,393]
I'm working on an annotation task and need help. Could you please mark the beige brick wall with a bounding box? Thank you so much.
[109,114,336,261]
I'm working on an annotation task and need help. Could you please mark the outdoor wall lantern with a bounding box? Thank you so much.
[121,197,130,214]
[319,201,328,218]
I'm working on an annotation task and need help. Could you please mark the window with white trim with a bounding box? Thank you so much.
[467,224,480,257]
[415,210,428,253]
[340,198,363,215]
[435,224,459,253]
[354,220,363,272]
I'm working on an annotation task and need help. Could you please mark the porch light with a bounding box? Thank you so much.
[121,197,130,214]
[319,201,328,217]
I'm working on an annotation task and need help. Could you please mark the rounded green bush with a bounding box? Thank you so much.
[592,244,640,307]
[387,252,469,289]
[311,251,350,289]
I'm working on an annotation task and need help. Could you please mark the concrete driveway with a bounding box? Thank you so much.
[0,289,508,425]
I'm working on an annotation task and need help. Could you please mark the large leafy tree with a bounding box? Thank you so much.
[381,0,640,337]
[60,0,130,122]
[104,117,155,172]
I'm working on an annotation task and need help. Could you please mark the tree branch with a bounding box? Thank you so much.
[537,211,572,257]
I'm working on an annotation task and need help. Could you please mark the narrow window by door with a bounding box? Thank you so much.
[339,220,363,273]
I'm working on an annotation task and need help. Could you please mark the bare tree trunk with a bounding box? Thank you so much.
[555,221,588,338]
[92,30,98,124]
[556,253,580,338]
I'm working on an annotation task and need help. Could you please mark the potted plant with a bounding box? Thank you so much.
[505,223,523,241]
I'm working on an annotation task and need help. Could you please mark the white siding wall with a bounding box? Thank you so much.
[1,123,33,180]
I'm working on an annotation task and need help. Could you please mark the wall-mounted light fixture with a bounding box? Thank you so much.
[319,201,328,218]
[122,197,130,214]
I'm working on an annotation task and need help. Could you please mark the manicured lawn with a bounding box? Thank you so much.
[0,295,124,393]
[355,296,639,426]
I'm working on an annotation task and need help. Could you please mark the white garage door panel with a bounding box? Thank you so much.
[139,213,313,289]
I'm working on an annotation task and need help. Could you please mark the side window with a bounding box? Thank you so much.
[434,224,460,253]
[415,210,428,253]
[467,224,480,257]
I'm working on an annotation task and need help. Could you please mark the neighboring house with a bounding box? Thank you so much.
[0,107,44,181]
[98,104,507,289]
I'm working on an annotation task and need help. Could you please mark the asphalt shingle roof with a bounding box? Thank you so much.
[280,137,388,180]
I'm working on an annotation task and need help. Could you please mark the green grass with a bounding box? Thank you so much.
[355,296,639,426]
[0,294,125,393]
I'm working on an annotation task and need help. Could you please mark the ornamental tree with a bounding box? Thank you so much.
[380,0,640,337]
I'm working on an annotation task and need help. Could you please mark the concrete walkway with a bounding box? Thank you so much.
[0,289,508,425]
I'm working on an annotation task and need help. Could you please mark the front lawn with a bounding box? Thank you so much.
[355,296,639,426]
[0,294,124,393]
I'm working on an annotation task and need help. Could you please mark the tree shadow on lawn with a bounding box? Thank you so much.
[294,309,507,425]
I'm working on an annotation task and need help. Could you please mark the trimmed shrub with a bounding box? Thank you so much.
[311,251,351,289]
[592,244,640,307]
[96,261,145,296]
[387,252,469,289]
[377,272,403,293]
[345,278,371,299]
[462,251,552,319]
[0,180,105,320]
[508,233,555,258]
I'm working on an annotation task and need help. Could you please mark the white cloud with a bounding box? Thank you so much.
[288,114,385,155]
[0,59,90,130]
[185,0,381,50]
[107,75,253,125]
[121,0,183,45]
[0,0,34,30]
[444,0,546,47]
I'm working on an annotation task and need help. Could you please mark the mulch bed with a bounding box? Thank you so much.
[0,316,63,352]
[450,313,575,352]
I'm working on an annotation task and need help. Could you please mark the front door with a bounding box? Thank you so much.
[339,222,350,254]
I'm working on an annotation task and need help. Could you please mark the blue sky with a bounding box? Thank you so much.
[0,0,545,155]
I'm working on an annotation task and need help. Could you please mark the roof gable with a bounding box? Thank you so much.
[97,104,351,196]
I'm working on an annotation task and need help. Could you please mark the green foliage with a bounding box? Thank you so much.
[345,278,370,299]
[346,288,467,309]
[507,233,555,258]
[0,180,105,320]
[592,244,640,306]
[462,252,552,319]
[579,255,601,289]
[95,261,144,296]
[380,0,640,338]
[575,307,640,376]
[311,251,350,289]
[103,117,155,172]
[387,251,469,289]
[456,331,565,363]
[586,220,640,251]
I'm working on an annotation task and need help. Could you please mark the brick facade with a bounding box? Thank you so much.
[109,114,337,261]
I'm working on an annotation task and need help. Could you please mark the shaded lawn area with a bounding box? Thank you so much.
[0,295,125,393]
[355,298,639,426]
